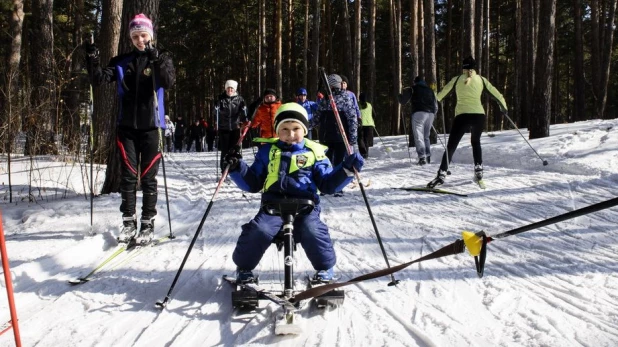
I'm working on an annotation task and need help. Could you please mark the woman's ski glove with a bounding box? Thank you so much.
[224,145,242,171]
[82,42,99,64]
[343,152,364,173]
[145,42,159,62]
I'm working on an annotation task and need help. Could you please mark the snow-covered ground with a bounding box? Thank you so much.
[1,119,617,347]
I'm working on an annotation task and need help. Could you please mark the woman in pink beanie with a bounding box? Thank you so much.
[82,13,176,245]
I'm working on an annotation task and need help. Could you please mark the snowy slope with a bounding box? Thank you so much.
[1,119,617,347]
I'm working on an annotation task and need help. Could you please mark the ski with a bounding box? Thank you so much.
[69,236,169,285]
[350,179,371,189]
[394,187,468,197]
[305,275,345,308]
[474,179,486,189]
[223,275,303,335]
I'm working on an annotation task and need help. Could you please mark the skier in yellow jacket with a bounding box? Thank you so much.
[427,56,508,188]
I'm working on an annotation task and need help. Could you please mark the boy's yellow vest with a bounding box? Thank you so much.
[254,138,328,191]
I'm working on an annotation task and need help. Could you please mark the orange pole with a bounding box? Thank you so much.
[0,211,22,347]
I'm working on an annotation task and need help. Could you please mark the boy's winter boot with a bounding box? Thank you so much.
[134,218,155,245]
[313,268,335,283]
[236,269,255,284]
[427,170,447,188]
[417,157,427,166]
[474,164,483,182]
[427,156,431,164]
[118,215,137,243]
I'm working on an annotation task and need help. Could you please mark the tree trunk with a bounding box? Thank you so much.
[573,0,584,121]
[367,0,376,101]
[591,0,617,118]
[529,0,556,139]
[417,0,424,75]
[28,0,56,155]
[342,0,353,81]
[463,0,475,58]
[389,0,402,135]
[2,0,24,155]
[303,0,309,88]
[308,0,320,99]
[286,0,293,97]
[353,0,361,95]
[409,0,418,82]
[275,0,282,96]
[423,0,436,88]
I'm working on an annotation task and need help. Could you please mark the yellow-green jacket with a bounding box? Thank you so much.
[360,103,375,127]
[436,70,508,116]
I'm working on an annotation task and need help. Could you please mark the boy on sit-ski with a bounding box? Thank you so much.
[224,102,364,283]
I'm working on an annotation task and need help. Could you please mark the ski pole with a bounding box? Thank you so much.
[319,68,399,286]
[400,111,414,166]
[243,106,256,157]
[83,32,95,232]
[148,42,174,239]
[215,106,220,179]
[431,125,447,152]
[501,112,549,166]
[372,127,392,153]
[156,123,251,308]
[439,102,451,175]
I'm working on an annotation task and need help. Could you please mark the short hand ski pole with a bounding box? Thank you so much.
[319,67,399,286]
[502,112,549,166]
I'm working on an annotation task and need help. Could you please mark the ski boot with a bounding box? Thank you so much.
[473,164,483,182]
[313,268,335,284]
[333,191,344,197]
[134,218,154,246]
[427,170,447,188]
[236,269,256,284]
[117,215,137,243]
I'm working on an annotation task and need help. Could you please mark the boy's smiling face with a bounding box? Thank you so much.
[278,121,305,145]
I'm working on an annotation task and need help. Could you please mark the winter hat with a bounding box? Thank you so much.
[224,80,238,91]
[340,75,349,84]
[359,92,366,104]
[263,88,278,99]
[129,14,154,40]
[327,74,342,89]
[296,87,307,96]
[413,76,423,84]
[274,103,309,135]
[462,56,476,70]
[164,115,170,120]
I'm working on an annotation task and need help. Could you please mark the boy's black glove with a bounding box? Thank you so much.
[145,42,159,62]
[343,152,364,172]
[224,145,242,171]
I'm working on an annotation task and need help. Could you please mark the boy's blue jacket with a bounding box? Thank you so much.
[229,138,353,203]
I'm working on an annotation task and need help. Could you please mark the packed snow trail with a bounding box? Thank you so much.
[0,119,617,346]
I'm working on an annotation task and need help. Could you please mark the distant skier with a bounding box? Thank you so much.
[213,80,247,171]
[83,13,176,245]
[407,76,438,165]
[427,56,507,188]
[357,93,376,159]
[311,74,358,197]
[224,103,364,283]
[251,88,282,139]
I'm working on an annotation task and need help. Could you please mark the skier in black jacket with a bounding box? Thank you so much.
[213,80,247,171]
[83,13,176,245]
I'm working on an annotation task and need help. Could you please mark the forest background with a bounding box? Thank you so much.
[1,0,617,193]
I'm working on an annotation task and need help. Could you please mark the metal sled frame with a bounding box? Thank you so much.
[228,198,344,332]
